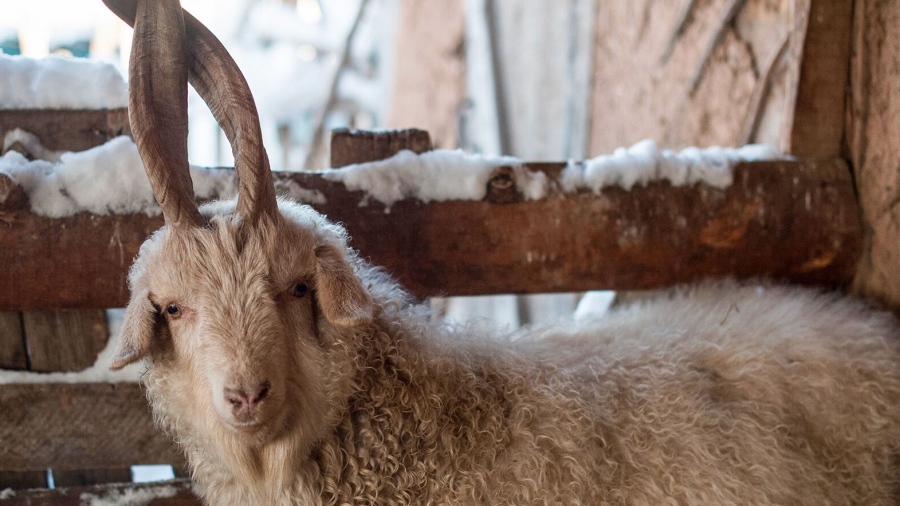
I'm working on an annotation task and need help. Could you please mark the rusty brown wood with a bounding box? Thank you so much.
[0,312,27,370]
[0,158,861,310]
[0,480,201,505]
[21,310,108,372]
[0,383,183,472]
[0,109,131,153]
[329,128,433,168]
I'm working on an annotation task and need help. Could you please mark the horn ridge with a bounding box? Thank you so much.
[118,0,205,229]
[104,0,279,226]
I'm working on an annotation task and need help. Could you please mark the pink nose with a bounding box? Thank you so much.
[224,380,270,411]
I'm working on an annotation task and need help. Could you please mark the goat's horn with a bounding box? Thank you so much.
[104,0,279,226]
[120,0,205,229]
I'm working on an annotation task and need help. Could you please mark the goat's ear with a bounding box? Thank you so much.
[111,287,156,370]
[314,244,374,327]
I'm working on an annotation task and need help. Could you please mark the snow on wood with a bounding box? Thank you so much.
[0,135,236,218]
[560,140,784,192]
[1,132,783,217]
[0,54,127,111]
[1,480,200,506]
[324,141,783,209]
[78,483,179,506]
[0,309,145,384]
[323,149,547,209]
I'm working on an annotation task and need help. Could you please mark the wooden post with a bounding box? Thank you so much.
[847,0,900,309]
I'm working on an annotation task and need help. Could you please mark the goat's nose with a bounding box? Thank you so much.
[224,380,270,411]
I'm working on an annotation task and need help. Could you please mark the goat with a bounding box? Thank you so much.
[105,1,900,504]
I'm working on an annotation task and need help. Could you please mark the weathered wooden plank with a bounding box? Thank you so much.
[0,480,201,505]
[51,468,132,489]
[847,0,900,310]
[0,158,861,310]
[0,109,130,153]
[0,471,46,490]
[0,312,27,370]
[22,310,108,372]
[0,383,183,472]
[783,0,854,159]
[330,128,433,168]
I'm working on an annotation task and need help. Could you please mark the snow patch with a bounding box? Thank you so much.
[0,488,15,500]
[0,54,127,110]
[562,140,784,192]
[277,179,328,205]
[0,135,238,218]
[0,309,146,384]
[323,149,545,209]
[3,128,63,162]
[574,291,617,321]
[79,484,178,506]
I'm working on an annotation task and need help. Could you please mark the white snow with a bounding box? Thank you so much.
[278,179,328,205]
[561,140,784,192]
[0,309,146,384]
[79,484,178,506]
[574,291,617,321]
[0,135,238,217]
[0,488,15,500]
[323,149,546,209]
[0,53,127,110]
[3,128,63,162]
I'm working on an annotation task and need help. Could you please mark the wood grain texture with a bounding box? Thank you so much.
[0,383,183,472]
[0,312,27,370]
[330,128,433,167]
[0,158,861,310]
[388,0,466,149]
[848,0,900,310]
[0,480,201,505]
[784,0,854,159]
[21,310,108,372]
[0,109,130,153]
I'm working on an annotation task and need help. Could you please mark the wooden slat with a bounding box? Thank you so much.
[0,109,130,153]
[0,471,46,490]
[784,0,854,159]
[21,310,108,372]
[51,468,132,489]
[0,158,861,309]
[0,383,183,472]
[0,312,27,370]
[1,480,201,505]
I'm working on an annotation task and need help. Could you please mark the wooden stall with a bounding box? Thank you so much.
[1,0,897,503]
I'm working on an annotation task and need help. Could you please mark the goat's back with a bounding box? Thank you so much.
[509,283,900,504]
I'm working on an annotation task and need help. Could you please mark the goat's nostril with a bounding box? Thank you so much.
[224,387,250,410]
[254,381,270,403]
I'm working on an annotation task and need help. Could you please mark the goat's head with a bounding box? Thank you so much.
[104,0,374,446]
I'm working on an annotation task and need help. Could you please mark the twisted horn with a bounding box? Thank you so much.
[124,0,205,229]
[104,0,279,225]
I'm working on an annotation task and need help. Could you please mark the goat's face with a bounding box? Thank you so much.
[111,201,374,446]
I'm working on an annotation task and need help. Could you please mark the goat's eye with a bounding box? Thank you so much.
[290,283,308,298]
[165,304,182,318]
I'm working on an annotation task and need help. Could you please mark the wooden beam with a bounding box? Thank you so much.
[0,158,861,309]
[0,383,183,472]
[0,109,130,153]
[1,480,201,505]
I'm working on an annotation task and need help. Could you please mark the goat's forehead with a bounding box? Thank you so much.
[140,218,318,291]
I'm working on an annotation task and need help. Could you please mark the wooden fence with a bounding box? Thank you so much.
[0,0,887,501]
